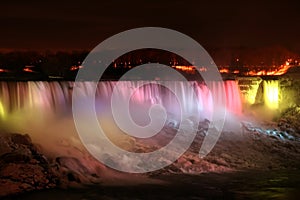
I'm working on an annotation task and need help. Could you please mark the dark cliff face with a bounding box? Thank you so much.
[284,66,300,79]
[279,79,300,112]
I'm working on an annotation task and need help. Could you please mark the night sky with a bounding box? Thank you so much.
[0,0,299,53]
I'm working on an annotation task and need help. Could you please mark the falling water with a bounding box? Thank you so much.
[0,81,243,149]
[263,80,279,110]
[0,81,242,118]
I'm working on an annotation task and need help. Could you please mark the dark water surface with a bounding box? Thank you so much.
[4,170,300,200]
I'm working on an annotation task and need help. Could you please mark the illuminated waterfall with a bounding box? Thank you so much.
[0,81,242,137]
[263,80,279,110]
[0,101,5,119]
[0,81,242,114]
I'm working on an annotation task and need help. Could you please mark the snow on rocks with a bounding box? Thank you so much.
[241,121,298,141]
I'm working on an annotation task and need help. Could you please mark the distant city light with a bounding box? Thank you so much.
[23,68,34,72]
[70,65,83,71]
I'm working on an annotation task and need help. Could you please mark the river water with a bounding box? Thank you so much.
[4,169,300,200]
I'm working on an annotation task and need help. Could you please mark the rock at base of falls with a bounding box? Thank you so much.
[1,124,300,197]
[0,133,105,197]
[0,133,59,197]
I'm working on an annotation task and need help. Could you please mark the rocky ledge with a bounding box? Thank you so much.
[1,126,299,197]
[0,133,58,196]
[0,133,103,197]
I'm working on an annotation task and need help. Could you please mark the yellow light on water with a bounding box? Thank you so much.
[263,80,279,109]
[246,86,260,105]
[0,101,5,119]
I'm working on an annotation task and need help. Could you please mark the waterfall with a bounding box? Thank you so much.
[0,80,244,153]
[263,80,279,110]
[0,80,241,144]
[0,81,242,121]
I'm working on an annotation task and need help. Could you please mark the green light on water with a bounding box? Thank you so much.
[263,80,279,109]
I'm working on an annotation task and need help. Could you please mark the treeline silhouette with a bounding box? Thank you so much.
[0,49,199,80]
[0,51,88,77]
[0,46,298,80]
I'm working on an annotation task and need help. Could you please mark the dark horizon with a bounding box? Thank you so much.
[0,0,300,54]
